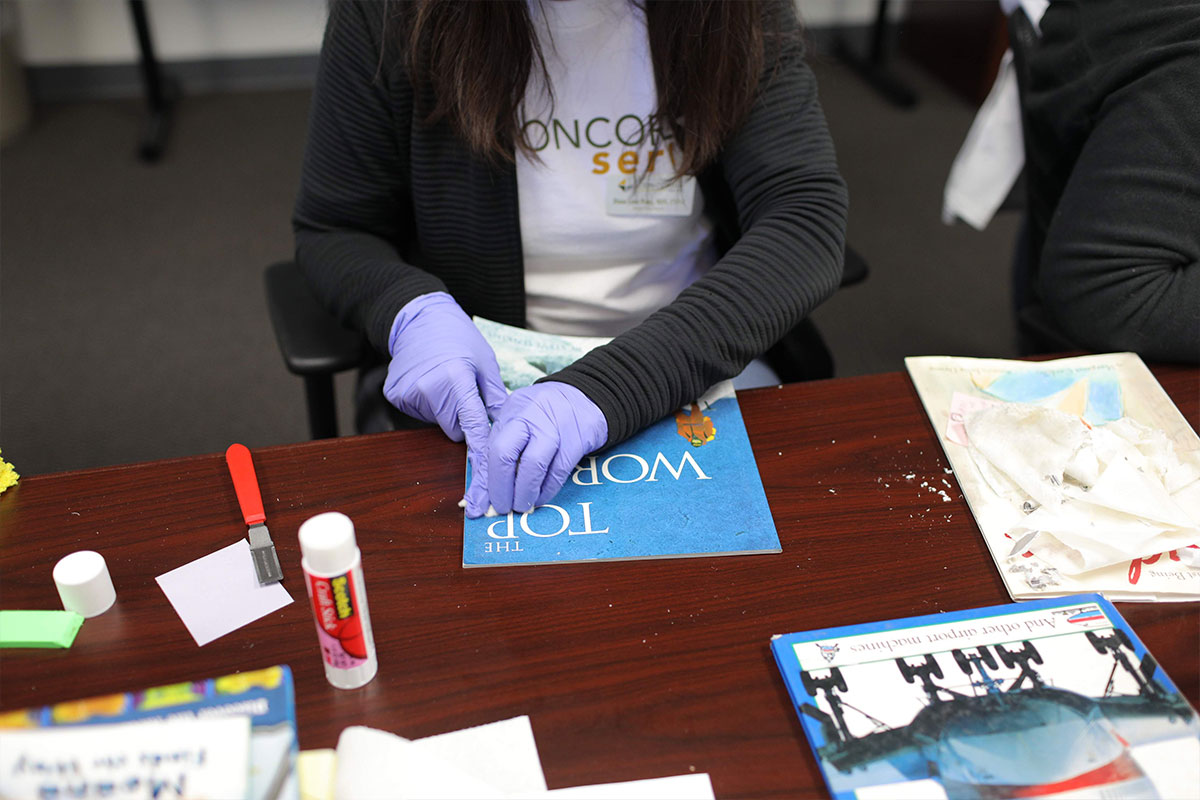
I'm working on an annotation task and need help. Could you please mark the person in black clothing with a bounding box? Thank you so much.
[1013,0,1199,363]
[294,0,848,516]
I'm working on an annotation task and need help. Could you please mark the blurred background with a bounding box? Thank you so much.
[1,0,1023,476]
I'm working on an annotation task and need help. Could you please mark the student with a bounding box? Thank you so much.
[1012,0,1199,363]
[293,0,848,517]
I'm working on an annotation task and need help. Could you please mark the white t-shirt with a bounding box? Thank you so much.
[517,0,717,337]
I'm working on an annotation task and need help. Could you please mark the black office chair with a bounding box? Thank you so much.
[265,262,366,439]
[266,249,870,440]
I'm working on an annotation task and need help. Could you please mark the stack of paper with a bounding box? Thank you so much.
[301,716,713,800]
[906,353,1200,601]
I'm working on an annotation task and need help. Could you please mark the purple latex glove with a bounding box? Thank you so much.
[384,292,508,478]
[468,381,608,517]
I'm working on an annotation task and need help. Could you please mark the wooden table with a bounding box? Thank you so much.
[2,367,1197,797]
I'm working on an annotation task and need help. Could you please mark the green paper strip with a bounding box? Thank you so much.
[0,610,84,648]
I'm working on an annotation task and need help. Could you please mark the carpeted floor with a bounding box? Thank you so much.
[0,51,1021,476]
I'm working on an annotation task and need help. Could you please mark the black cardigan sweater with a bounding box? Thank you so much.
[293,1,849,446]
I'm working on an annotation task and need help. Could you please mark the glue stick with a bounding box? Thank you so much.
[299,511,378,689]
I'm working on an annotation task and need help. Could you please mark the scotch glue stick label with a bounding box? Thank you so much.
[306,570,368,669]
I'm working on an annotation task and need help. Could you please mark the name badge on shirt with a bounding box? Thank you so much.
[605,174,697,217]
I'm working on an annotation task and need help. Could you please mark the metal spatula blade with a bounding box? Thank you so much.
[248,522,284,585]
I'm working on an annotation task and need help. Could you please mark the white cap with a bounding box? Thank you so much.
[299,512,359,575]
[53,550,116,618]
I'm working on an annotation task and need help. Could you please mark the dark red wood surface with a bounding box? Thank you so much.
[2,367,1197,797]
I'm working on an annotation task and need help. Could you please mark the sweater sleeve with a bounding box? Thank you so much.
[549,24,849,445]
[1036,44,1200,364]
[293,0,445,355]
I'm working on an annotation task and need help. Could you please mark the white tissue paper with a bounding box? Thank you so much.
[333,716,715,800]
[964,404,1200,577]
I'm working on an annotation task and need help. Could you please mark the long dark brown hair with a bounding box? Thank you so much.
[389,0,791,177]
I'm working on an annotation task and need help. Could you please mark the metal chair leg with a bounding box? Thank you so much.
[304,374,338,440]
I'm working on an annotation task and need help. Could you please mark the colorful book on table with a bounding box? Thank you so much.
[771,594,1200,800]
[463,318,780,568]
[0,664,298,800]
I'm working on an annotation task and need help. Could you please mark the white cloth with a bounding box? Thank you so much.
[942,0,1050,231]
[517,0,716,338]
[999,0,1049,31]
[941,50,1025,231]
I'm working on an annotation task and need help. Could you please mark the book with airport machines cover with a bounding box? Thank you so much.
[462,318,780,568]
[771,594,1199,800]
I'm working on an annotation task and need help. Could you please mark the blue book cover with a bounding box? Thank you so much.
[463,319,780,568]
[771,594,1200,800]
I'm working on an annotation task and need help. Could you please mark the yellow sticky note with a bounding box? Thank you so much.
[298,749,337,800]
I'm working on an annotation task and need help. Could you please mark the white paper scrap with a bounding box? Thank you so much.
[156,539,293,646]
[946,391,1002,446]
[335,716,546,800]
[964,404,1200,577]
[412,715,546,795]
[1011,501,1195,575]
[965,403,1089,509]
[854,778,949,800]
[333,715,712,800]
[545,773,715,799]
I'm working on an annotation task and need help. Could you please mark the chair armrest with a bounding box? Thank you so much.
[842,245,870,287]
[264,261,366,376]
[1017,303,1081,356]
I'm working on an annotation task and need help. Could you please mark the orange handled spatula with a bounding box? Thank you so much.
[225,443,284,585]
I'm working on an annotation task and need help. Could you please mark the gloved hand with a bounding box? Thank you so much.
[467,381,608,517]
[384,292,508,482]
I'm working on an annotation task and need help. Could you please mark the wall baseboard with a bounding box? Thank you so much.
[26,54,320,103]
